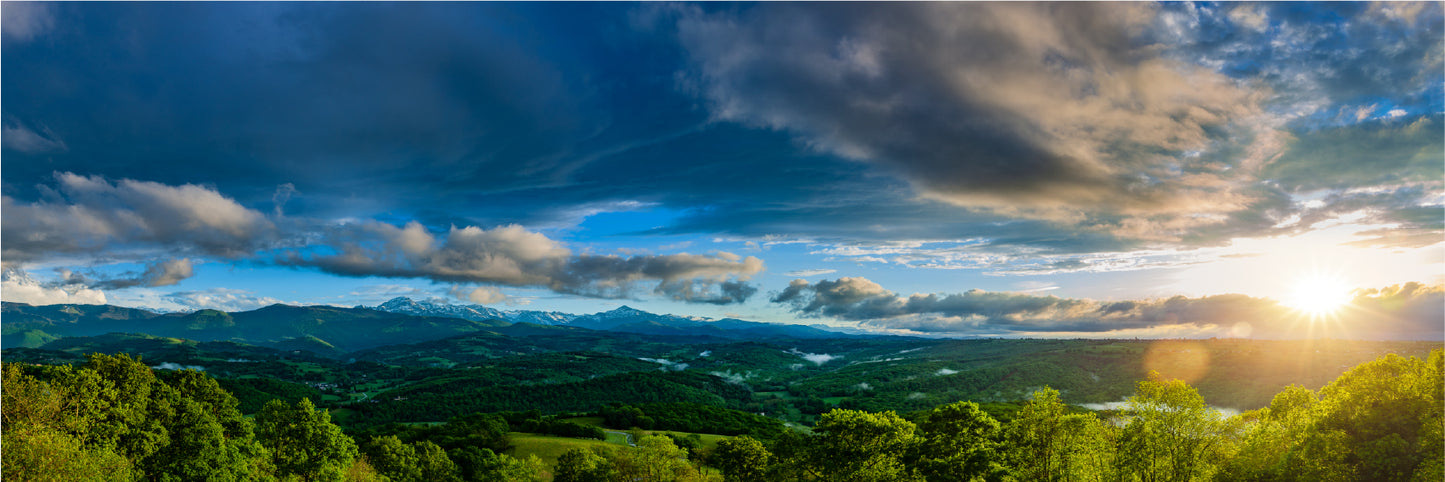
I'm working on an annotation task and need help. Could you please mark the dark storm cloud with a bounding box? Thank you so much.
[673,2,1266,223]
[1,3,603,216]
[655,279,758,305]
[278,221,764,304]
[772,277,1444,339]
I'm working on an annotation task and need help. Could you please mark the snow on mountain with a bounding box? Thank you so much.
[369,298,847,339]
[370,297,575,325]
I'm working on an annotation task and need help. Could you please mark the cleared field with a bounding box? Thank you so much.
[507,433,618,466]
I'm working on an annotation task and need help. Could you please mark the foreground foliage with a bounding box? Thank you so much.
[707,349,1443,482]
[3,349,1439,481]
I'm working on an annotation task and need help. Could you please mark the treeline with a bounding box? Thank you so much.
[600,402,785,438]
[216,377,324,413]
[1,354,547,482]
[345,371,752,428]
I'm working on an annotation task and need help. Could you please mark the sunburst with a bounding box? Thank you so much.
[1283,274,1352,317]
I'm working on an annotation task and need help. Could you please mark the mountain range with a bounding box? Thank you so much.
[1,298,849,354]
[367,297,846,340]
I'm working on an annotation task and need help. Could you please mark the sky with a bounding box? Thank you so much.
[3,2,1442,340]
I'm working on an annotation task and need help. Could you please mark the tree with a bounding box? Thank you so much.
[912,401,1008,482]
[1217,385,1328,481]
[1004,387,1121,482]
[801,409,922,482]
[450,446,546,482]
[254,398,359,481]
[1005,388,1069,481]
[554,448,616,482]
[614,435,704,482]
[144,369,265,481]
[713,435,773,482]
[414,440,461,482]
[363,435,422,482]
[1116,373,1233,482]
[82,353,170,464]
[1,363,138,482]
[1297,350,1443,481]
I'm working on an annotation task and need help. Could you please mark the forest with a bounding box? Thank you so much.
[4,349,1440,481]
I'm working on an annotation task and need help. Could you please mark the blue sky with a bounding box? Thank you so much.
[3,2,1442,339]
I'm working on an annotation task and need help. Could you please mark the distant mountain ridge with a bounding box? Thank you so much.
[2,298,851,354]
[370,297,576,325]
[366,298,848,340]
[1,302,506,352]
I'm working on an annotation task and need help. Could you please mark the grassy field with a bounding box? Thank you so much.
[507,433,619,466]
[556,415,733,452]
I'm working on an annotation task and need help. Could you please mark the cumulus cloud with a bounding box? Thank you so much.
[279,221,764,303]
[1346,282,1445,339]
[1,173,274,264]
[449,285,507,305]
[773,276,1445,339]
[163,288,286,312]
[655,279,758,305]
[63,258,196,290]
[676,2,1267,227]
[0,268,107,305]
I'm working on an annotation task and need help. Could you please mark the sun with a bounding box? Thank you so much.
[1283,274,1353,316]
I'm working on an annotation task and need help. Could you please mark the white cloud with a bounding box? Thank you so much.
[1227,4,1269,32]
[639,357,689,371]
[784,268,837,277]
[935,368,959,376]
[281,220,764,303]
[2,123,66,153]
[0,268,107,306]
[2,173,274,264]
[709,370,753,385]
[788,348,838,365]
[449,285,507,304]
[151,362,205,371]
[164,288,286,312]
